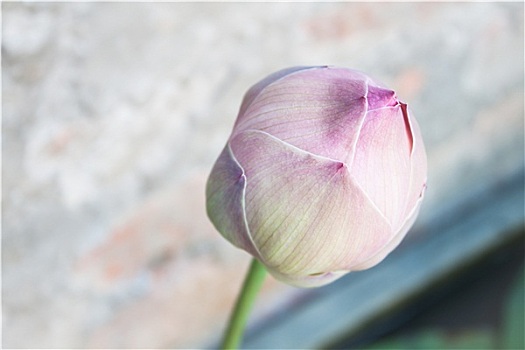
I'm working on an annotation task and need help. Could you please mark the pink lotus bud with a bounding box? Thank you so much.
[206,66,427,288]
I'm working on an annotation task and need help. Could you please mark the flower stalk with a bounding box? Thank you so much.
[221,258,266,349]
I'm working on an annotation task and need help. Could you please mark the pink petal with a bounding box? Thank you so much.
[404,107,428,218]
[236,66,319,124]
[367,85,398,110]
[350,104,413,231]
[352,194,424,271]
[233,67,369,163]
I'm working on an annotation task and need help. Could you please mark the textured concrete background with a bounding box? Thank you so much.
[2,2,524,348]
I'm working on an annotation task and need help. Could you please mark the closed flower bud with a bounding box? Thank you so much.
[206,66,427,288]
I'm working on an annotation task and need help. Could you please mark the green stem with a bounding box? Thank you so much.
[221,258,267,350]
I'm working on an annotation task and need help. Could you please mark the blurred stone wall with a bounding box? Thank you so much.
[2,2,523,348]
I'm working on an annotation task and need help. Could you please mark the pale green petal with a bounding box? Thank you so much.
[206,144,261,259]
[230,130,392,281]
